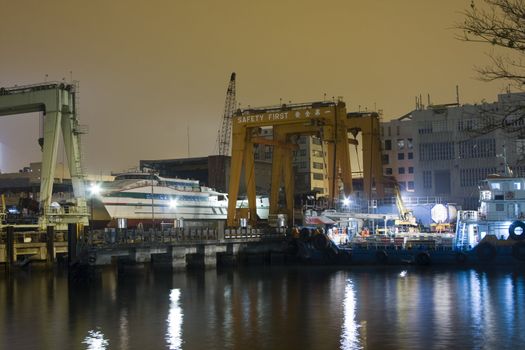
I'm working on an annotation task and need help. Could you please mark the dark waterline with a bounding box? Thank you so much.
[1,265,524,350]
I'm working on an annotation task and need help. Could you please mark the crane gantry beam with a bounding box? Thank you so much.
[226,100,384,227]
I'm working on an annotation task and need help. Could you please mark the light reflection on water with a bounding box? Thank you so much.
[1,266,525,350]
[166,289,183,350]
[82,329,109,350]
[340,280,361,350]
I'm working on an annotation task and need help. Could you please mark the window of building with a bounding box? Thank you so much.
[423,170,432,188]
[398,153,404,160]
[298,137,306,144]
[312,137,322,145]
[407,138,413,149]
[300,162,307,169]
[407,181,414,190]
[516,139,525,155]
[408,152,413,160]
[312,162,323,169]
[408,167,414,174]
[388,126,391,136]
[397,139,405,150]
[419,142,455,161]
[312,150,323,157]
[382,154,389,165]
[385,168,393,175]
[254,152,259,160]
[398,167,405,174]
[396,125,400,136]
[313,187,324,194]
[384,139,392,151]
[264,145,272,159]
[313,173,324,180]
[460,167,497,187]
[458,139,496,159]
[299,149,306,156]
[398,181,407,191]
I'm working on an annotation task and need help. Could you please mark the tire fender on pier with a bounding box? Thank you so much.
[509,221,525,240]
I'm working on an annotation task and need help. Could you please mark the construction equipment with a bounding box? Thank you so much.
[0,82,88,229]
[217,73,236,156]
[226,100,384,227]
[393,181,417,227]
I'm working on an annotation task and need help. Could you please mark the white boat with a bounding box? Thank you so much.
[456,175,525,248]
[95,172,269,227]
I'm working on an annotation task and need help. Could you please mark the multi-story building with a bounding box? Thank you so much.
[253,128,329,197]
[380,114,416,192]
[381,92,525,209]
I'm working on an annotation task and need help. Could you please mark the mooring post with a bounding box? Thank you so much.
[46,225,55,264]
[67,223,78,265]
[6,225,15,268]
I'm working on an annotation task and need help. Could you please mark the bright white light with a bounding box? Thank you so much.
[89,183,102,196]
[169,199,178,209]
[342,197,351,206]
[399,270,407,278]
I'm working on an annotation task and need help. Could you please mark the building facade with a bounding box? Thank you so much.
[381,92,525,209]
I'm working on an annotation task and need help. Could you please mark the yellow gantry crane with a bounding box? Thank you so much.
[226,100,384,227]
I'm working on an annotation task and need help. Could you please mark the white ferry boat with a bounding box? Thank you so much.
[94,172,269,227]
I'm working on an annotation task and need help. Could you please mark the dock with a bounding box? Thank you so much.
[0,225,288,270]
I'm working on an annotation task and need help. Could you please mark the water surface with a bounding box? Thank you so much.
[1,265,524,350]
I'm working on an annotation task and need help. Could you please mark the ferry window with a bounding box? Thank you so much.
[218,195,225,201]
[514,182,522,190]
[490,182,501,190]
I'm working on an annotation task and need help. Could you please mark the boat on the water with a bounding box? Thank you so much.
[294,175,525,266]
[93,172,269,228]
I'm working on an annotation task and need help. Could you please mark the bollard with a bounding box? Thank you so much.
[6,226,15,268]
[67,223,78,265]
[46,225,55,264]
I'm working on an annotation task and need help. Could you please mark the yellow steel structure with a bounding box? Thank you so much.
[226,100,384,227]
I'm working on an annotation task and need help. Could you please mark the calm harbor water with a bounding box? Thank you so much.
[1,265,524,350]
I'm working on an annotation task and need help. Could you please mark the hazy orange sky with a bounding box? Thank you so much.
[0,0,514,174]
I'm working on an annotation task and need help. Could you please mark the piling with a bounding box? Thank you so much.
[6,226,15,268]
[67,223,78,264]
[46,225,55,264]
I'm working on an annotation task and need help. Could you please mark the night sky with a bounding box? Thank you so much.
[0,0,512,174]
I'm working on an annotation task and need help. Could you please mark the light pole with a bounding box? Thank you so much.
[88,182,101,227]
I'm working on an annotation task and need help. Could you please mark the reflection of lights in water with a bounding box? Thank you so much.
[433,275,452,339]
[340,280,362,350]
[119,309,129,350]
[166,289,183,350]
[399,270,407,278]
[82,329,109,350]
